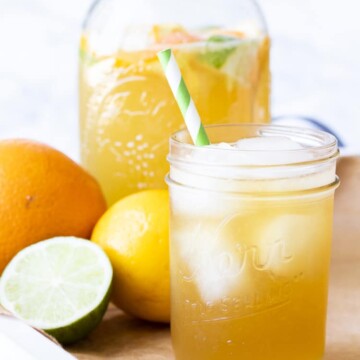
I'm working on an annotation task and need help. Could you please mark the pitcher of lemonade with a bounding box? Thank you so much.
[79,0,270,205]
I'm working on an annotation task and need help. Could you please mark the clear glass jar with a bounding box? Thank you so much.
[167,124,339,360]
[79,0,270,205]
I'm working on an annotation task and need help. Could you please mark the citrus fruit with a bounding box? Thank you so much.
[91,189,170,322]
[0,237,113,344]
[151,24,200,44]
[0,139,107,273]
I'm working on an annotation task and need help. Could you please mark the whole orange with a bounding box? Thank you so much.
[0,139,107,273]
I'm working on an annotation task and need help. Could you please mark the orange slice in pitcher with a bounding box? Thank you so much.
[151,24,200,45]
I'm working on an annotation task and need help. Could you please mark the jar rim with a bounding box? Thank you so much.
[169,124,339,168]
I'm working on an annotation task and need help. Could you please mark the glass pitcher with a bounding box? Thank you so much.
[79,0,270,205]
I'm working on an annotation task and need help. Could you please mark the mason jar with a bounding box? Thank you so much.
[167,124,339,360]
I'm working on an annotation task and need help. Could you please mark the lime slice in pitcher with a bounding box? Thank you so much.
[0,237,113,345]
[199,34,238,68]
[221,38,261,83]
[200,34,262,84]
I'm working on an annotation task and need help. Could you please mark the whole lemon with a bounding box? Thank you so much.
[91,189,170,323]
[0,139,107,273]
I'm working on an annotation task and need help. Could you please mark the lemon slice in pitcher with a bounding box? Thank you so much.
[0,237,113,345]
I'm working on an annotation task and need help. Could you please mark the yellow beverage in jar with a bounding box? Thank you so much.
[171,195,334,360]
[79,26,270,205]
[167,125,339,360]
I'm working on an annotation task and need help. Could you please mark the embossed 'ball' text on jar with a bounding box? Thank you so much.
[167,124,339,360]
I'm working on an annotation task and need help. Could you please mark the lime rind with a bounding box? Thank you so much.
[196,35,262,84]
[46,284,111,345]
[199,35,238,69]
[0,237,113,344]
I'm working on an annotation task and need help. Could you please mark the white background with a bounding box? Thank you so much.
[0,0,359,159]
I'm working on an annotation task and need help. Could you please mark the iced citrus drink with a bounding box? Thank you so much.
[167,125,339,360]
[79,25,270,205]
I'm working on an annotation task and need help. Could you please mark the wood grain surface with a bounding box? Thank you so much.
[68,156,360,360]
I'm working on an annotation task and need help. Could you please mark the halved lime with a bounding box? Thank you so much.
[0,237,113,345]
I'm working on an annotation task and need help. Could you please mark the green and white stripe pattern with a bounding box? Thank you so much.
[157,48,210,146]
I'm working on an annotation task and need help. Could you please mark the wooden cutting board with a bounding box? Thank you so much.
[68,156,360,360]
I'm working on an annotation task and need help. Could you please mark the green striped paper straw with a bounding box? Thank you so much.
[157,48,210,146]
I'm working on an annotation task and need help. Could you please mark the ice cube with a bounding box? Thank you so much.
[258,214,316,277]
[174,221,244,303]
[205,136,313,165]
[236,20,264,38]
[233,136,314,165]
[234,136,304,151]
[171,190,225,217]
[121,25,152,51]
[212,142,234,149]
